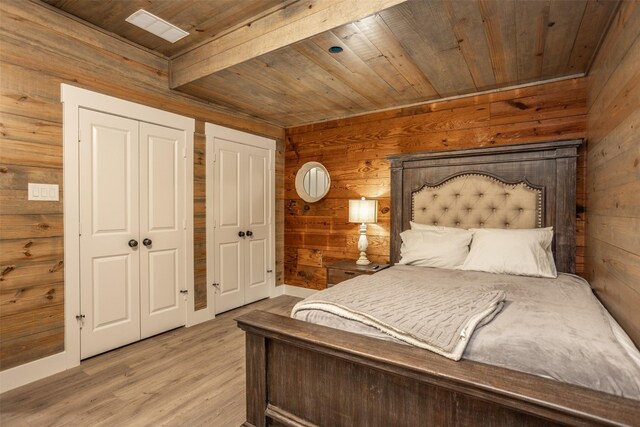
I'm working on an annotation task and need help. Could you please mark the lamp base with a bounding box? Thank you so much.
[355,223,370,265]
[356,252,371,265]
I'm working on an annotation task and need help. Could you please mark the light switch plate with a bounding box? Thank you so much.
[28,183,59,201]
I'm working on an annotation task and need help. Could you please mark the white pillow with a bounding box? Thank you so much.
[399,229,473,269]
[410,221,469,233]
[460,227,557,278]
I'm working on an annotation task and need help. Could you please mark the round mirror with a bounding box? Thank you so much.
[295,161,331,203]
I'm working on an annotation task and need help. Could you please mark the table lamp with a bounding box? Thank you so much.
[349,197,378,265]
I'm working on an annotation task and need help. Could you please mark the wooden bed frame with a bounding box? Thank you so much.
[237,140,640,426]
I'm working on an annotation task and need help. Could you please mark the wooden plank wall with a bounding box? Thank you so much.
[585,1,640,347]
[0,1,284,371]
[285,78,587,289]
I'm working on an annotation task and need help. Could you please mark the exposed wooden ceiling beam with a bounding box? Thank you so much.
[169,0,409,89]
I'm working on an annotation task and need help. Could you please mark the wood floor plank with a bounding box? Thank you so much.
[0,296,301,427]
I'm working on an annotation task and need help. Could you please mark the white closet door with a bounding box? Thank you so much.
[79,109,141,359]
[139,123,186,338]
[244,145,270,304]
[213,139,246,314]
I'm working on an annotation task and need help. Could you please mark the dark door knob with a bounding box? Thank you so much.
[143,238,152,247]
[246,230,253,237]
[128,239,138,248]
[238,231,245,238]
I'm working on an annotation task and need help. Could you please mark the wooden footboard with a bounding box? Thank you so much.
[237,310,639,427]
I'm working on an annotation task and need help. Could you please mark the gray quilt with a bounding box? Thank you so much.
[292,265,640,400]
[292,276,505,360]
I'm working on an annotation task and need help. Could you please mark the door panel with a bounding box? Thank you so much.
[139,123,186,338]
[244,147,270,303]
[80,109,140,359]
[92,255,133,329]
[219,148,241,227]
[148,249,178,313]
[92,130,130,233]
[148,137,178,231]
[247,239,266,288]
[248,153,266,226]
[214,140,245,313]
[219,242,242,293]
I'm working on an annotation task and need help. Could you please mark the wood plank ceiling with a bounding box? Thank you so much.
[42,0,618,128]
[42,0,293,58]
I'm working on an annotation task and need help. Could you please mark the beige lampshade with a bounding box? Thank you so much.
[349,197,378,224]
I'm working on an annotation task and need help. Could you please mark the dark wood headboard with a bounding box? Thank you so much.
[387,140,582,273]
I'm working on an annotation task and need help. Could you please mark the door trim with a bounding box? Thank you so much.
[62,85,195,369]
[205,124,276,318]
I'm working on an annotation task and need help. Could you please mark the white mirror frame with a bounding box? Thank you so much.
[295,161,331,203]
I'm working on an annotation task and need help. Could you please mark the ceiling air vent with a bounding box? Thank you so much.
[125,9,189,43]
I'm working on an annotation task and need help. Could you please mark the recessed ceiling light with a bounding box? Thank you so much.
[328,46,343,54]
[126,9,189,43]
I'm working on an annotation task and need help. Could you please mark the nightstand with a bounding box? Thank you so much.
[326,260,390,288]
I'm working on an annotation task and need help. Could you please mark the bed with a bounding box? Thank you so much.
[236,140,640,426]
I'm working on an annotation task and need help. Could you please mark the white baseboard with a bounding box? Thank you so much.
[0,351,71,394]
[270,283,286,297]
[280,284,318,298]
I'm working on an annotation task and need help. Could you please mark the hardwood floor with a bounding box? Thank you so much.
[0,296,300,427]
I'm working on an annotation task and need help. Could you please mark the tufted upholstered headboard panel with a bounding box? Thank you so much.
[387,140,582,273]
[412,173,543,230]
